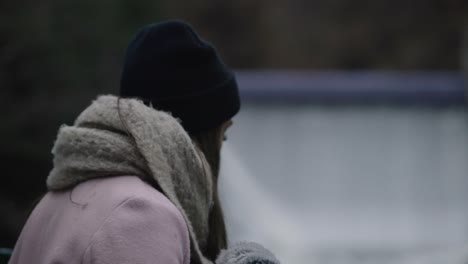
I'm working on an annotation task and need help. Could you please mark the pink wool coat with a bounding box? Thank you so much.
[9,176,191,264]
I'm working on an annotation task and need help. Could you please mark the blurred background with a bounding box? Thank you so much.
[1,0,468,263]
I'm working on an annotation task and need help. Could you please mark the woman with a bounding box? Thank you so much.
[9,21,279,264]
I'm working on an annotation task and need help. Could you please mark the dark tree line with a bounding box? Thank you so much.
[0,0,467,248]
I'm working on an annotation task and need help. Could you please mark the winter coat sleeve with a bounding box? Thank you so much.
[82,196,190,264]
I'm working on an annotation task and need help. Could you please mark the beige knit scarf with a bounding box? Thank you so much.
[47,95,213,264]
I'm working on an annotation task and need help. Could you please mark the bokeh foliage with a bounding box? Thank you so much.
[0,0,467,248]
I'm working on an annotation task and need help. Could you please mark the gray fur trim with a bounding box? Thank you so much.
[216,242,280,264]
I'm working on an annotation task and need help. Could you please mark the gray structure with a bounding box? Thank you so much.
[219,71,468,264]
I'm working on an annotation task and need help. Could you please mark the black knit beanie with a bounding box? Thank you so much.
[120,20,240,134]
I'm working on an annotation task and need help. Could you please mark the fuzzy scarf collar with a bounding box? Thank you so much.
[47,95,213,264]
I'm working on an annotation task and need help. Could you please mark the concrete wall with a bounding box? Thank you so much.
[220,104,468,264]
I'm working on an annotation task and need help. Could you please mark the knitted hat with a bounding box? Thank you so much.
[120,20,240,134]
